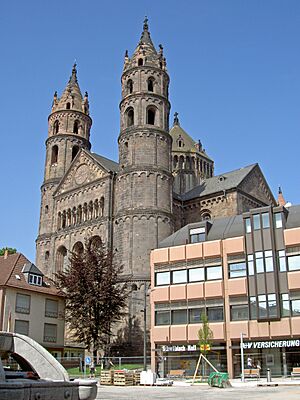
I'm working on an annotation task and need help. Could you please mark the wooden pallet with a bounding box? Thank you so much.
[133,371,141,386]
[113,370,134,386]
[100,370,114,385]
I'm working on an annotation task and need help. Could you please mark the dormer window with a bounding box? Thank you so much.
[190,227,205,243]
[66,102,71,110]
[29,274,42,286]
[138,58,143,66]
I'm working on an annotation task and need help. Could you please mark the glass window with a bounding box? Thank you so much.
[245,218,251,233]
[247,255,254,275]
[288,255,300,271]
[171,309,187,325]
[155,311,170,326]
[15,294,31,314]
[155,271,170,286]
[230,304,249,321]
[45,299,58,318]
[262,213,270,228]
[190,227,205,243]
[250,296,257,319]
[43,323,57,343]
[253,214,261,230]
[189,308,203,324]
[255,252,264,273]
[291,300,300,316]
[206,266,222,280]
[228,262,247,278]
[207,306,223,322]
[258,295,267,318]
[265,251,274,272]
[281,294,290,317]
[278,250,287,272]
[274,213,283,228]
[268,294,277,317]
[188,268,204,282]
[14,320,29,336]
[172,269,187,284]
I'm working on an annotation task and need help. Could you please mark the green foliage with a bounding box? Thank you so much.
[0,247,17,256]
[197,313,213,355]
[55,237,128,354]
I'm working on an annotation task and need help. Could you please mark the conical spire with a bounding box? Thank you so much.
[277,186,287,206]
[123,17,166,72]
[51,63,89,114]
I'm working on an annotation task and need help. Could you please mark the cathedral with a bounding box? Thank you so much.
[35,19,276,352]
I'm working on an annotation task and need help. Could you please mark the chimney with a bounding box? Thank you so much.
[4,249,8,259]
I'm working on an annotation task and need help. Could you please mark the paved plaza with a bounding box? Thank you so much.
[96,384,300,399]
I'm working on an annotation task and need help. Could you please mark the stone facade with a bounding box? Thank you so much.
[35,20,276,354]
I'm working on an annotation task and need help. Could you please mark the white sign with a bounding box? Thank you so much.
[162,344,197,352]
[243,339,300,349]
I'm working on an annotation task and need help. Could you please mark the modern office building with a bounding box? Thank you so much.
[150,203,300,378]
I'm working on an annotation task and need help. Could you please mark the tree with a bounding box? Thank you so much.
[0,247,17,256]
[197,313,213,377]
[55,237,128,356]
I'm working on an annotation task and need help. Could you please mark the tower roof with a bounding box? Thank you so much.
[169,112,212,160]
[123,17,166,72]
[51,63,89,115]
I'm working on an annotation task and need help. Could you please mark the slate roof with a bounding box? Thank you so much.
[179,164,258,201]
[158,204,300,248]
[0,253,62,296]
[169,122,212,160]
[91,153,119,173]
[159,214,244,248]
[22,262,43,275]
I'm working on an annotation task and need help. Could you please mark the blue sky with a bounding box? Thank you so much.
[1,0,299,262]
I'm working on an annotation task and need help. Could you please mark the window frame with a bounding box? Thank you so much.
[15,293,31,314]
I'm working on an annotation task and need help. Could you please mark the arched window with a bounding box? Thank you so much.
[73,120,79,134]
[200,210,211,221]
[147,107,156,125]
[51,145,58,164]
[62,210,66,229]
[73,241,84,255]
[127,79,133,94]
[100,196,104,217]
[66,102,71,110]
[56,246,67,273]
[90,235,102,251]
[173,155,178,169]
[77,205,82,224]
[94,199,99,218]
[138,58,143,66]
[57,212,61,230]
[83,203,88,221]
[72,207,77,225]
[147,77,154,92]
[53,120,59,134]
[126,107,134,127]
[45,251,49,261]
[88,201,93,220]
[72,146,79,161]
[67,208,72,226]
[132,284,138,291]
[45,205,49,214]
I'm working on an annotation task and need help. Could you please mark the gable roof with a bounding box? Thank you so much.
[179,164,258,201]
[0,253,62,296]
[91,153,119,173]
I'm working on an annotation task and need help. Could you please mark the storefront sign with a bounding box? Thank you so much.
[162,344,197,352]
[243,339,300,349]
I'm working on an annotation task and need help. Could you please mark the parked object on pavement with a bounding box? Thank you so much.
[0,331,97,400]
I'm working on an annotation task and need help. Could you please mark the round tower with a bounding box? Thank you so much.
[114,18,173,280]
[36,64,92,275]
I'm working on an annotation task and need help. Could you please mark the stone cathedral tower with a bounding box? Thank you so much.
[36,65,92,277]
[114,18,174,282]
